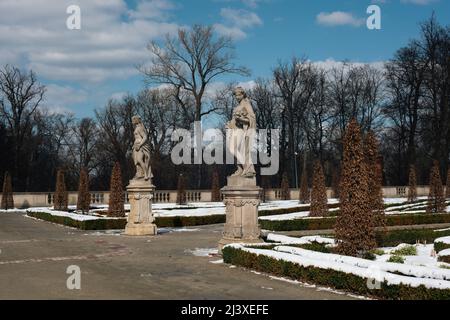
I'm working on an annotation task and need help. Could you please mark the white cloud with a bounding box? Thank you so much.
[0,0,180,83]
[401,0,438,4]
[316,11,365,27]
[311,58,385,72]
[214,7,263,40]
[43,84,88,114]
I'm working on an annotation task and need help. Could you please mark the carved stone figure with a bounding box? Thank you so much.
[219,87,263,253]
[226,87,256,178]
[125,116,157,236]
[132,116,153,181]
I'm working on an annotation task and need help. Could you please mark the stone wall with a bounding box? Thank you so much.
[2,186,436,208]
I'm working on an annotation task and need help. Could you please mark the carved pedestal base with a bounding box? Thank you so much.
[218,176,263,254]
[124,180,157,236]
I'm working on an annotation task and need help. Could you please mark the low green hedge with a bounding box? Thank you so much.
[27,211,127,230]
[434,240,450,253]
[155,215,225,227]
[376,229,450,247]
[439,255,450,263]
[260,213,450,232]
[27,211,226,230]
[259,203,340,217]
[222,246,450,300]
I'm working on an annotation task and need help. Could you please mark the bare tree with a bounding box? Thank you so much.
[141,24,250,123]
[0,65,45,190]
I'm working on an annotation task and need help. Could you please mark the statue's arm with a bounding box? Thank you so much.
[138,126,149,150]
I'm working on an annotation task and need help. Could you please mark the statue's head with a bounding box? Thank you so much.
[233,86,247,102]
[132,116,142,126]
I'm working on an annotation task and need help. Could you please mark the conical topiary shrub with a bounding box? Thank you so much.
[408,165,418,203]
[427,161,445,214]
[1,172,14,210]
[54,169,68,211]
[77,168,90,214]
[280,172,290,200]
[364,131,385,226]
[177,174,187,205]
[299,167,310,204]
[108,162,125,217]
[211,169,221,202]
[310,160,328,217]
[335,119,376,257]
[446,168,450,200]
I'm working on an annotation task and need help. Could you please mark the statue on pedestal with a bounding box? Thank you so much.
[219,87,262,253]
[125,116,157,236]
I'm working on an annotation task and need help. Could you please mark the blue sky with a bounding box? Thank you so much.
[1,0,449,117]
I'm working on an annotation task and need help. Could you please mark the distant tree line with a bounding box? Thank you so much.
[0,17,448,192]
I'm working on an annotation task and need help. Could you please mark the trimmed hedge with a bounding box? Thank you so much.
[27,211,127,230]
[434,241,450,253]
[155,215,225,227]
[27,210,226,230]
[439,255,450,263]
[222,246,450,300]
[259,203,340,217]
[376,229,450,247]
[260,213,450,232]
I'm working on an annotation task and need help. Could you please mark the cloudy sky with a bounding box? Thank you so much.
[1,0,448,117]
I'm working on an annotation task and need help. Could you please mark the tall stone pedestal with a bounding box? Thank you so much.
[124,180,157,236]
[218,176,263,253]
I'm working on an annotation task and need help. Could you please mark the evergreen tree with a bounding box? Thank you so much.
[211,169,221,202]
[108,163,125,217]
[364,131,385,226]
[310,160,328,217]
[299,167,310,204]
[408,165,418,203]
[1,172,14,210]
[54,169,68,211]
[280,172,290,200]
[177,174,187,205]
[427,161,445,213]
[335,119,376,257]
[77,168,90,214]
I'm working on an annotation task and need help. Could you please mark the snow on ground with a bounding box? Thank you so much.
[267,234,335,245]
[260,208,339,221]
[26,208,123,221]
[0,209,27,214]
[231,245,450,289]
[438,249,450,258]
[228,241,450,290]
[186,248,218,257]
[435,236,450,245]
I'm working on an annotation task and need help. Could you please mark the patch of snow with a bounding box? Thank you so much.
[0,209,27,213]
[210,259,224,264]
[438,249,450,257]
[435,237,450,245]
[267,234,335,245]
[26,208,121,221]
[187,248,218,257]
[275,245,450,281]
[229,244,450,289]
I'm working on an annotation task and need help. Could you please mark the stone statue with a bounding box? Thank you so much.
[226,87,256,178]
[132,116,153,181]
[125,116,157,236]
[219,87,262,253]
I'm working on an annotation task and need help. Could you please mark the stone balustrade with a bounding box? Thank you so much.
[2,186,436,209]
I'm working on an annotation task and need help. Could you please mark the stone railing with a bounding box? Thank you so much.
[4,186,435,209]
